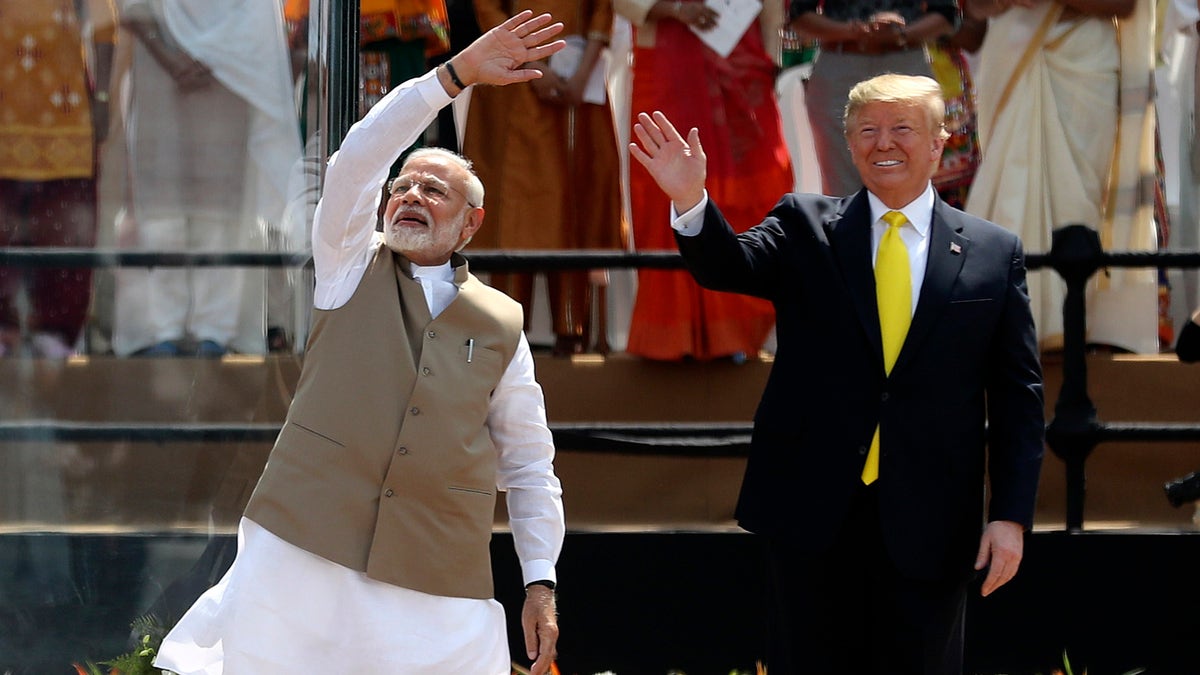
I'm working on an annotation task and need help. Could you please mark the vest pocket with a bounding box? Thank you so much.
[448,485,494,497]
[287,421,346,447]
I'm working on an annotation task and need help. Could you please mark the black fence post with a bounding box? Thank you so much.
[1044,225,1104,531]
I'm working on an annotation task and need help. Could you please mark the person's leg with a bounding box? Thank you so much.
[875,567,968,675]
[26,178,96,355]
[116,44,187,355]
[180,77,250,354]
[0,180,26,355]
[489,272,535,332]
[548,270,590,355]
[764,487,878,675]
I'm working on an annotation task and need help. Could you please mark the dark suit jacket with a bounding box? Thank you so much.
[1176,319,1200,363]
[677,190,1045,582]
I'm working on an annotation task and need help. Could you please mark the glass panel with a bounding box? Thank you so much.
[0,0,324,670]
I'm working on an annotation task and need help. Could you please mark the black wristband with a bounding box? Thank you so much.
[525,579,555,591]
[445,61,466,90]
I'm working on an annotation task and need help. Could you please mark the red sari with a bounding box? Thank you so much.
[625,15,792,360]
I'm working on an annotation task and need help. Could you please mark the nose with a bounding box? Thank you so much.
[874,129,895,150]
[394,183,423,204]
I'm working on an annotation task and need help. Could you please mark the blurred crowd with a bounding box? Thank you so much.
[1,0,1197,361]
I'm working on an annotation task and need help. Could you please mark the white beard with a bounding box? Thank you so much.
[384,206,466,261]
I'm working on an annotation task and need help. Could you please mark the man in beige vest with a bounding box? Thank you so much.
[155,12,567,674]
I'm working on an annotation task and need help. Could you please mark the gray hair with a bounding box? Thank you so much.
[843,74,950,141]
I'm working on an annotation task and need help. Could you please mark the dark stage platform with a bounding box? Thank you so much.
[2,352,1199,672]
[1,530,1196,674]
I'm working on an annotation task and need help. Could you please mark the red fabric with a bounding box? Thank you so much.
[626,16,791,360]
[0,178,96,342]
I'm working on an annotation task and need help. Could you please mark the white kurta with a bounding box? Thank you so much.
[155,71,565,675]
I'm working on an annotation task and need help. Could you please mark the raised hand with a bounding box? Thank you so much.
[452,11,566,88]
[629,111,707,213]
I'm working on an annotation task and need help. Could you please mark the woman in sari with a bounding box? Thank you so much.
[616,0,791,361]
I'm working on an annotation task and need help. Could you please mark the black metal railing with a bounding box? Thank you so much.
[4,230,1200,530]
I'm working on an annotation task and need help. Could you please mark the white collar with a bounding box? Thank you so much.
[866,183,935,238]
[410,260,455,284]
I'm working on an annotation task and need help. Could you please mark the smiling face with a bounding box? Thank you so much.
[846,99,946,208]
[382,154,483,266]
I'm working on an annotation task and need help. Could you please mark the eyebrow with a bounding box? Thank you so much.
[392,173,452,189]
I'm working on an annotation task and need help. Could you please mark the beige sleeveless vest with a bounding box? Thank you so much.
[245,244,523,599]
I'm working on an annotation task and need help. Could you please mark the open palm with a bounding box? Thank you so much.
[629,111,707,212]
[459,11,565,86]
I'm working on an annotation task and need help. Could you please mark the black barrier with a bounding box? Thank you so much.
[0,421,753,457]
[3,229,1200,530]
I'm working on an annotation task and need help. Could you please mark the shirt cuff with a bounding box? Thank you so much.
[521,559,557,588]
[415,68,454,111]
[670,190,709,237]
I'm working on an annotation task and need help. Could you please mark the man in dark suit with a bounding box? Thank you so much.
[629,73,1045,675]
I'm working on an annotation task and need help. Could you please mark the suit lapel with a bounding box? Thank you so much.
[826,191,882,365]
[892,199,969,374]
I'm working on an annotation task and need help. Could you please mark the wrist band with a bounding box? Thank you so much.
[445,61,466,90]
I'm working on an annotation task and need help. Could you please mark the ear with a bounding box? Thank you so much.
[461,206,485,242]
[930,133,947,162]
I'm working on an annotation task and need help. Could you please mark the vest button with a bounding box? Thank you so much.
[427,330,437,339]
[422,367,431,376]
[397,446,408,455]
[384,489,394,497]
[858,445,868,456]
[410,407,420,415]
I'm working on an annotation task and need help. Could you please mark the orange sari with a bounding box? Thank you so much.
[625,14,791,360]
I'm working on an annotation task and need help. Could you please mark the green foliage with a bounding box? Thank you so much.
[1028,649,1147,675]
[73,614,170,675]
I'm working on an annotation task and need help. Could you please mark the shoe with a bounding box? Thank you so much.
[552,335,587,357]
[195,340,227,358]
[267,327,290,352]
[134,341,181,357]
[0,326,19,357]
[30,332,75,359]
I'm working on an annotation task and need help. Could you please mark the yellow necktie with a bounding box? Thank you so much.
[863,210,911,485]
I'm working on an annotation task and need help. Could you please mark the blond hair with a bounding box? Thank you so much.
[843,74,950,141]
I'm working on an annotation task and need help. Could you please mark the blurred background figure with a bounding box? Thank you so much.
[617,0,791,362]
[965,0,1159,354]
[0,0,117,358]
[1159,0,1200,341]
[774,26,823,195]
[926,10,985,209]
[791,0,956,198]
[358,0,451,142]
[110,0,301,358]
[464,0,628,356]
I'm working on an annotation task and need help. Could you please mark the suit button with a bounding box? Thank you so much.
[858,445,868,456]
[397,446,408,455]
[410,406,420,415]
[881,392,889,402]
[384,489,394,497]
[422,367,432,376]
[427,330,437,339]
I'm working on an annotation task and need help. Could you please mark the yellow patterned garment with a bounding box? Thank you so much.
[0,1,96,180]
